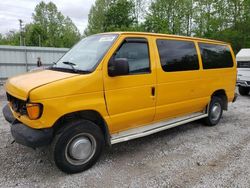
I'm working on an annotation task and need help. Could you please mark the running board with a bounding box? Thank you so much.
[111,112,208,145]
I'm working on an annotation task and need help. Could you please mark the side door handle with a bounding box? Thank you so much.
[151,86,155,96]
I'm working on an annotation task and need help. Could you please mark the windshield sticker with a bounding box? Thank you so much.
[99,36,116,42]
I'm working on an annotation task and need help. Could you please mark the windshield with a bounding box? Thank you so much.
[52,34,118,72]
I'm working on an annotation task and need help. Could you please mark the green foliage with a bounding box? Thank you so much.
[85,0,250,52]
[143,0,250,52]
[1,0,250,52]
[84,0,111,35]
[0,31,19,46]
[30,1,80,47]
[144,0,194,35]
[103,0,135,31]
[85,0,136,35]
[0,1,80,48]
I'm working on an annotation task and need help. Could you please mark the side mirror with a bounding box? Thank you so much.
[108,58,129,77]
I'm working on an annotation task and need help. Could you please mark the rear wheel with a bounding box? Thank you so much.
[204,96,223,126]
[51,120,104,174]
[238,86,249,96]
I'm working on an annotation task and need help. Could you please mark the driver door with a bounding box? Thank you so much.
[103,35,156,134]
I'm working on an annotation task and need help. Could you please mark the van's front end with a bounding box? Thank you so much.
[2,34,118,158]
[3,70,81,148]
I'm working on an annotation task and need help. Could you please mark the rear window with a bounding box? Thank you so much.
[156,39,199,72]
[199,43,234,69]
[237,61,250,68]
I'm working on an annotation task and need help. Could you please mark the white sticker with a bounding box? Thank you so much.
[99,36,115,42]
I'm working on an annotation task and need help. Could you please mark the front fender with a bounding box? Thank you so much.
[15,91,109,129]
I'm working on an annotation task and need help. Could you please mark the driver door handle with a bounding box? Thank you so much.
[151,87,155,96]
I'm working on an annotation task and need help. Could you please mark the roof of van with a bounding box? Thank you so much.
[104,32,229,45]
[236,49,250,61]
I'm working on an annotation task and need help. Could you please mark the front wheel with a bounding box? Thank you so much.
[51,120,104,174]
[238,86,249,96]
[204,96,223,126]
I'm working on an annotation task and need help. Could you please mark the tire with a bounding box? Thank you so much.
[204,96,223,126]
[2,104,16,123]
[51,119,104,174]
[238,86,249,96]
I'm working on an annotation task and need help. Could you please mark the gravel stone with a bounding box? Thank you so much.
[0,85,250,188]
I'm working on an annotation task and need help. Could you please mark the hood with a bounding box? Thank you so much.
[5,70,78,100]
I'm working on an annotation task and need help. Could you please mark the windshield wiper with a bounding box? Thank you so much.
[62,61,78,73]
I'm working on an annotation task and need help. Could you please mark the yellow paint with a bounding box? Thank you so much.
[5,70,78,100]
[4,32,237,134]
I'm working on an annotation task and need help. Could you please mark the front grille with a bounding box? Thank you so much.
[237,61,250,68]
[6,93,27,115]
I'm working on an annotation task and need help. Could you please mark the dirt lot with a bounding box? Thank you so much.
[0,85,250,188]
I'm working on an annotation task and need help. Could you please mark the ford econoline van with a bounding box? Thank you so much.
[3,32,237,173]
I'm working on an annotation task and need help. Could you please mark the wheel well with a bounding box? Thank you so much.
[211,89,228,110]
[53,110,111,146]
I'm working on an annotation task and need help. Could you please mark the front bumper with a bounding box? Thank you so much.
[232,93,238,103]
[2,104,53,148]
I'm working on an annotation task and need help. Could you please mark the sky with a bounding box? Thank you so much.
[0,0,95,35]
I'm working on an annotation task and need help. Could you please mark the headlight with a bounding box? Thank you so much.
[26,103,43,120]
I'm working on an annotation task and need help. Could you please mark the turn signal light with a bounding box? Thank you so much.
[26,103,42,120]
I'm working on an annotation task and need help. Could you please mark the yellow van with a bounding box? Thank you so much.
[3,32,237,173]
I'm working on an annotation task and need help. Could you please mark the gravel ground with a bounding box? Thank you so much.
[0,85,250,188]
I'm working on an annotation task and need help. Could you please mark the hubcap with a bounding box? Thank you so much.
[65,133,96,165]
[210,103,221,121]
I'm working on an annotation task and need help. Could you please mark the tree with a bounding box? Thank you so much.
[0,1,80,47]
[143,0,171,33]
[144,0,194,35]
[24,23,43,46]
[2,0,250,52]
[85,0,135,35]
[196,0,250,52]
[103,0,135,31]
[143,0,250,52]
[61,17,81,47]
[29,1,80,47]
[132,0,147,26]
[84,0,111,35]
[0,31,19,46]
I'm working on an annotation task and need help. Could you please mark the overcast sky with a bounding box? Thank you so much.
[0,0,95,35]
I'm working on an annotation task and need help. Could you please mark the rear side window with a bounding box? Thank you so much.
[199,43,233,69]
[156,39,199,72]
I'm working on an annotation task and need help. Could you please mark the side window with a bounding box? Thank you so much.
[113,38,150,74]
[199,43,234,69]
[156,39,199,72]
